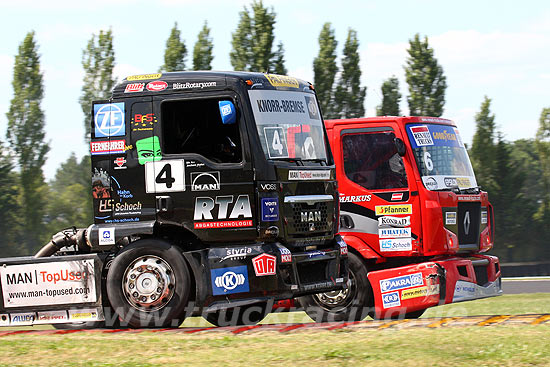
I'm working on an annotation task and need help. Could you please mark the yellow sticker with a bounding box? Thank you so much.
[70,312,93,320]
[265,74,299,88]
[456,177,471,189]
[127,73,162,81]
[401,286,428,300]
[375,204,412,216]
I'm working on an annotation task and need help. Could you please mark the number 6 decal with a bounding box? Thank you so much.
[145,159,185,193]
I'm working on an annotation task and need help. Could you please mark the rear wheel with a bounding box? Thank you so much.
[106,239,191,328]
[204,302,269,327]
[298,252,374,322]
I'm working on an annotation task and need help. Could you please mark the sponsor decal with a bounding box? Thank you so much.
[306,250,325,258]
[378,216,411,228]
[444,177,457,187]
[278,246,292,263]
[391,193,404,201]
[146,80,167,92]
[136,136,162,165]
[99,227,115,246]
[10,313,35,325]
[481,211,488,224]
[261,197,279,221]
[0,315,9,327]
[379,238,412,251]
[339,194,371,203]
[264,126,289,158]
[454,281,476,299]
[173,81,217,90]
[145,160,185,193]
[211,266,249,295]
[90,139,126,155]
[35,310,69,324]
[113,157,127,170]
[304,95,320,120]
[288,170,331,180]
[191,171,220,191]
[382,291,400,308]
[409,125,434,147]
[256,98,305,114]
[379,228,411,239]
[446,212,457,225]
[264,74,299,88]
[424,177,438,190]
[260,183,277,191]
[401,286,429,300]
[194,195,253,229]
[252,253,276,276]
[126,73,162,81]
[221,247,252,261]
[455,177,471,189]
[1,260,96,308]
[185,160,205,168]
[457,194,481,201]
[92,168,111,199]
[94,103,125,138]
[380,272,423,293]
[124,83,145,93]
[339,242,348,256]
[68,308,99,321]
[375,205,412,216]
[131,113,158,132]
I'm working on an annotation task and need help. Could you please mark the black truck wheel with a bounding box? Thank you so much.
[298,252,374,322]
[106,239,191,328]
[204,302,269,327]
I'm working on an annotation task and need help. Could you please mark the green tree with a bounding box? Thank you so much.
[404,34,446,116]
[534,108,550,233]
[161,22,187,72]
[469,96,497,194]
[334,29,366,118]
[5,31,50,255]
[80,29,115,143]
[193,21,214,70]
[313,22,338,119]
[376,76,401,116]
[230,0,279,72]
[272,41,287,75]
[0,142,22,257]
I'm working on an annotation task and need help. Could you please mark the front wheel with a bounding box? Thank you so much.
[298,252,374,322]
[204,302,269,327]
[106,239,191,328]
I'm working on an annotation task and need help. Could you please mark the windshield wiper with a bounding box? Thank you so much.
[271,157,305,165]
[301,158,327,165]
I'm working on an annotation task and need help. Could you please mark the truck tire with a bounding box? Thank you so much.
[298,252,374,322]
[204,302,269,327]
[106,239,191,328]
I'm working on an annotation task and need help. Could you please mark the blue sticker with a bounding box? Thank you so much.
[382,291,400,308]
[211,266,249,295]
[219,100,236,125]
[379,273,423,293]
[261,197,279,221]
[407,124,462,149]
[94,103,126,138]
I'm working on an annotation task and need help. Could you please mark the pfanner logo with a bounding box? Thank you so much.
[379,273,423,293]
[94,103,125,138]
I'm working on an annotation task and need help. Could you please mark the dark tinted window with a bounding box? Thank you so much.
[161,98,242,163]
[342,132,407,190]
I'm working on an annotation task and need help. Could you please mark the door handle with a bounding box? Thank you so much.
[156,196,172,213]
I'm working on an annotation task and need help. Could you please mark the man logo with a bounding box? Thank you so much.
[191,171,220,191]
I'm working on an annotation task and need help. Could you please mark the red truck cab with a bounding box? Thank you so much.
[302,116,501,320]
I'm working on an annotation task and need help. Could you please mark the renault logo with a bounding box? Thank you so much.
[464,211,471,235]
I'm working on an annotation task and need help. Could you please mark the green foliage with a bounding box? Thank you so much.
[313,22,338,119]
[161,23,187,72]
[376,76,401,116]
[193,21,214,70]
[404,33,446,117]
[230,0,280,72]
[5,31,50,255]
[79,29,115,143]
[535,108,550,221]
[334,29,366,118]
[470,96,497,194]
[0,142,21,257]
[272,41,287,75]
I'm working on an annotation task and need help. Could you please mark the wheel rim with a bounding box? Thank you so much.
[313,270,357,311]
[122,255,175,312]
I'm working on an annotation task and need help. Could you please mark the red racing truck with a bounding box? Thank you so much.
[297,116,501,320]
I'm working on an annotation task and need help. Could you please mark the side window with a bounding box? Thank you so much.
[342,132,407,190]
[161,98,242,163]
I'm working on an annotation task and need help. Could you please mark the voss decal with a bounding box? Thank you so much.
[194,195,253,229]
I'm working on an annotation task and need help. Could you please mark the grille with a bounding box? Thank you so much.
[289,202,330,234]
[297,260,329,284]
[458,202,481,248]
[474,264,489,286]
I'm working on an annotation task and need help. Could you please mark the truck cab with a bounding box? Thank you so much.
[314,116,501,320]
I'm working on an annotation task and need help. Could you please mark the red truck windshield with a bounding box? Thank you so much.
[406,123,477,191]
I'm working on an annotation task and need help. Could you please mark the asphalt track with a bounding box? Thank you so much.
[502,277,550,294]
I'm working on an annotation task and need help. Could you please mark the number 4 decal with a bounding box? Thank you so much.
[145,160,185,193]
[264,127,288,158]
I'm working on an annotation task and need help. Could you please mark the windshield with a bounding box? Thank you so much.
[248,89,328,162]
[406,123,478,191]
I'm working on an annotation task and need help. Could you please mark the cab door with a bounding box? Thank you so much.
[334,123,421,256]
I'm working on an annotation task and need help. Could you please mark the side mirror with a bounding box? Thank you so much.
[394,137,406,157]
[219,100,237,125]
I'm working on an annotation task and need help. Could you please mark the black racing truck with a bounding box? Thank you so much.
[0,72,347,328]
